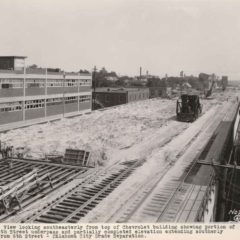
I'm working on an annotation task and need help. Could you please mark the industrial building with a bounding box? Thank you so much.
[0,56,92,129]
[93,87,149,109]
[149,86,172,98]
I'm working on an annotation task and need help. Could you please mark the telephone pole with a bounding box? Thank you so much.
[92,66,97,110]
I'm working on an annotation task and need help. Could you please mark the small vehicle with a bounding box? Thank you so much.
[176,94,202,122]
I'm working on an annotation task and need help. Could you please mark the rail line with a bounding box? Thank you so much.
[106,129,204,223]
[21,159,145,223]
[0,158,91,222]
[104,103,231,223]
[155,102,236,222]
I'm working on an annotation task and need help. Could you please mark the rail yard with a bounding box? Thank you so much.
[0,88,240,223]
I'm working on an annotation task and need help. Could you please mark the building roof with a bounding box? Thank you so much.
[0,69,23,74]
[0,56,27,59]
[0,68,91,76]
[95,87,149,93]
[95,88,126,93]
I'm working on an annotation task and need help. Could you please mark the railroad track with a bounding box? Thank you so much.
[104,103,231,223]
[0,158,90,222]
[144,103,236,223]
[106,131,204,223]
[21,159,145,223]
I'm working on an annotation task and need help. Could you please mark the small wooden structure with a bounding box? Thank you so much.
[46,148,91,167]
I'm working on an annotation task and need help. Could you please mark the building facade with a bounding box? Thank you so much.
[0,56,92,129]
[93,87,149,109]
[149,87,172,98]
[221,76,228,91]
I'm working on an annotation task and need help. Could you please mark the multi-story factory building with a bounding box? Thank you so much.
[0,56,92,130]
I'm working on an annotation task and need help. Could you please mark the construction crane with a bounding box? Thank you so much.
[204,80,215,98]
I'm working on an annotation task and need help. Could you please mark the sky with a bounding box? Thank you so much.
[0,0,240,79]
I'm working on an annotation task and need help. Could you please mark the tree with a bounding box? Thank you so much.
[130,80,144,87]
[79,69,90,73]
[146,77,167,87]
[107,71,118,77]
[114,79,126,87]
[29,64,38,69]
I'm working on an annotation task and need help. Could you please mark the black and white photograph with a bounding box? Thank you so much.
[0,0,240,238]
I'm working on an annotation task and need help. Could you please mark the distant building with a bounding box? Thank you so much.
[0,56,92,129]
[149,87,172,98]
[0,56,26,71]
[222,76,228,91]
[93,87,149,109]
[137,75,148,85]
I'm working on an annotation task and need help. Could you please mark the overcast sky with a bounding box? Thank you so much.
[0,0,240,79]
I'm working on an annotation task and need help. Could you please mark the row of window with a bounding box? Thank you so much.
[129,93,148,101]
[46,97,63,106]
[25,99,45,109]
[79,95,91,102]
[0,79,23,88]
[98,93,148,103]
[26,79,45,88]
[0,95,91,112]
[0,79,91,88]
[65,96,78,104]
[0,102,22,112]
[47,79,63,87]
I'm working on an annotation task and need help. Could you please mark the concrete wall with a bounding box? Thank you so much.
[95,92,127,108]
[79,86,91,92]
[47,87,64,95]
[26,87,45,96]
[64,87,78,93]
[79,101,91,111]
[64,102,78,113]
[0,88,23,98]
[0,111,23,124]
[25,108,45,120]
[46,103,63,116]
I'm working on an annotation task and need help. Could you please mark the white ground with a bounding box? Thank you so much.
[0,95,227,166]
[0,89,239,222]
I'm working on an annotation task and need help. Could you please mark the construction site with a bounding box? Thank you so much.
[0,85,240,224]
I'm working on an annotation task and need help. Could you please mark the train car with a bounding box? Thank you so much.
[192,101,239,222]
[176,94,202,122]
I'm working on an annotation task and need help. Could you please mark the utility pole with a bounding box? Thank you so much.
[92,66,97,110]
[63,71,66,117]
[23,59,26,121]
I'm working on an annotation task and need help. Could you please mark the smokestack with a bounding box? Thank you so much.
[146,70,149,77]
[180,71,184,78]
[140,67,142,77]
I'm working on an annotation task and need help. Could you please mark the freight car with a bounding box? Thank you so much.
[196,101,240,221]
